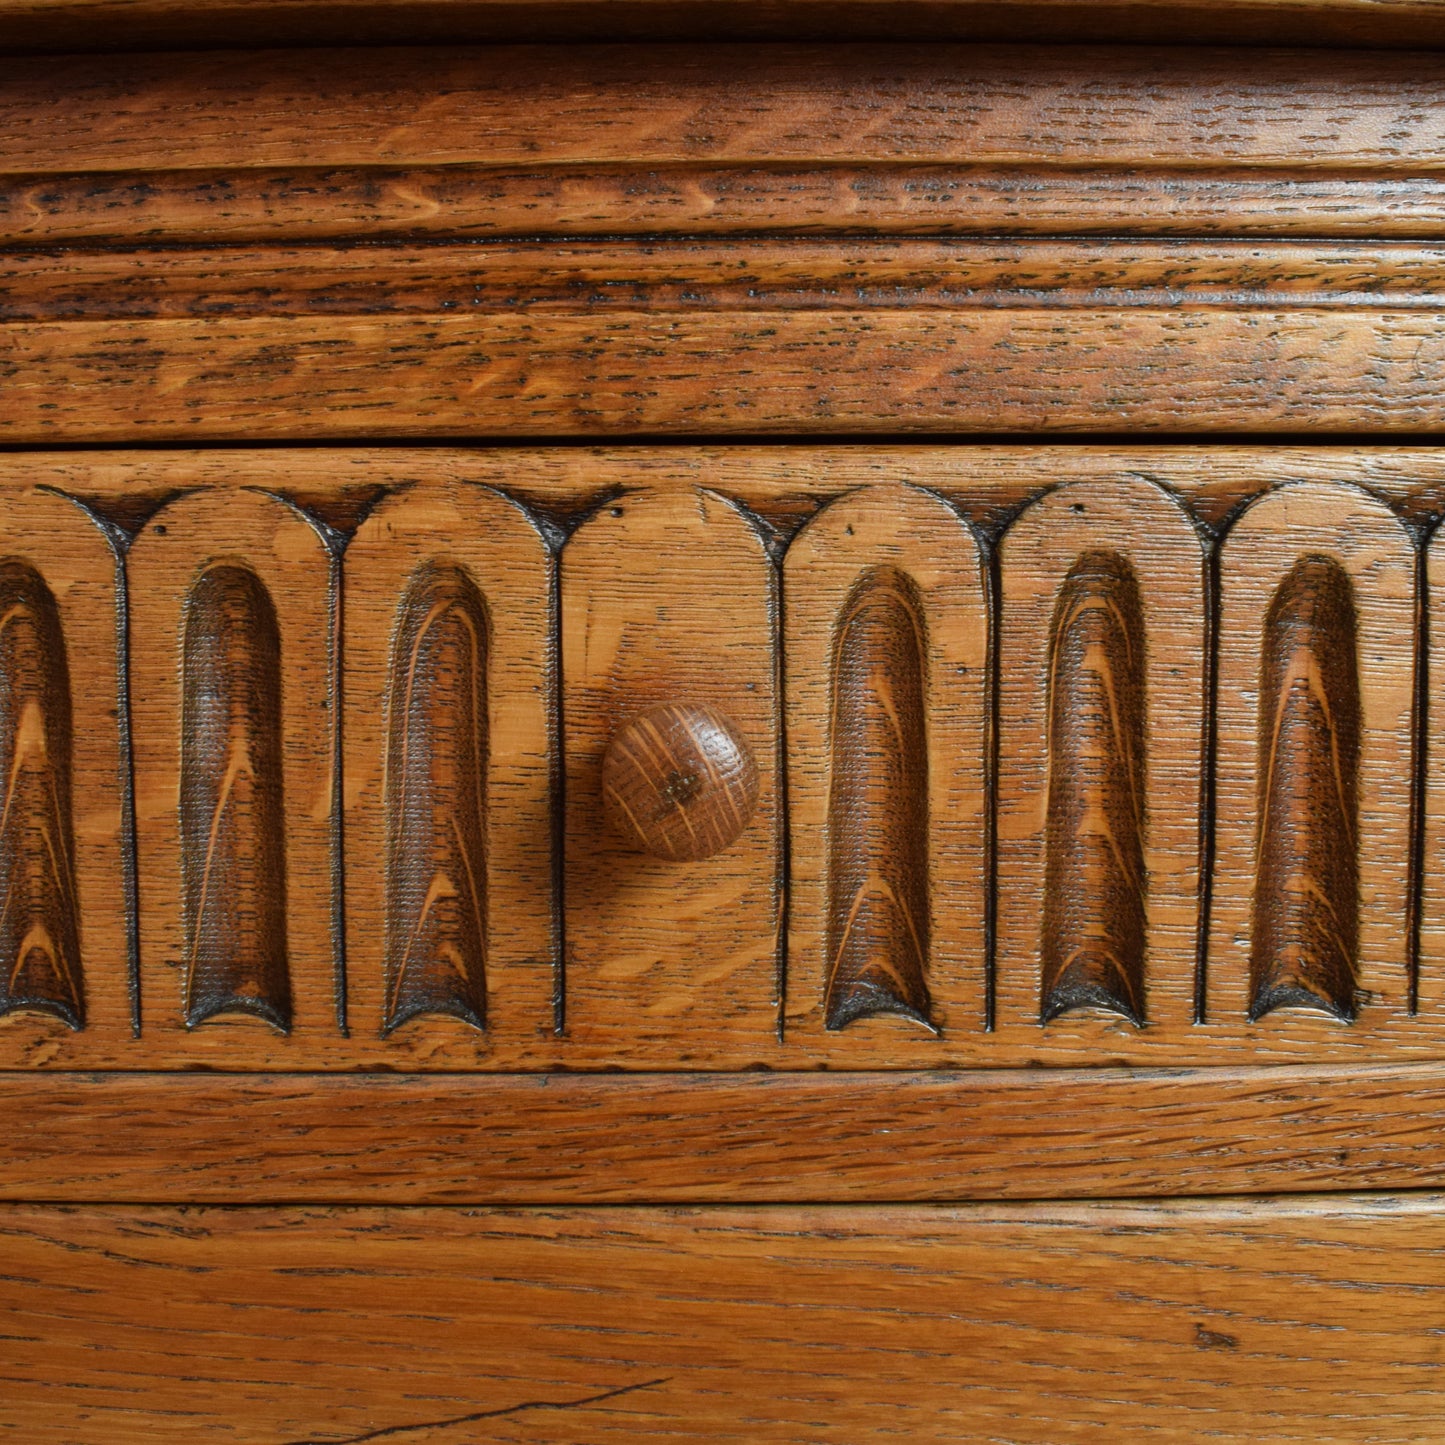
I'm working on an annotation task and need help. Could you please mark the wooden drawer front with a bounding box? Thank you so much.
[2,1196,1442,1443]
[0,446,1437,1071]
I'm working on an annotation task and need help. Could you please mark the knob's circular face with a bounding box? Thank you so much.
[602,703,760,861]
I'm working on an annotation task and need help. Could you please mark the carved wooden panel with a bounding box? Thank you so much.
[1210,482,1416,1050]
[996,477,1206,1047]
[343,480,556,1068]
[783,482,987,1065]
[0,488,126,1066]
[561,486,780,1064]
[0,447,1441,1068]
[129,488,335,1064]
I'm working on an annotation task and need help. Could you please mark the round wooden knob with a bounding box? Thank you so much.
[602,703,760,861]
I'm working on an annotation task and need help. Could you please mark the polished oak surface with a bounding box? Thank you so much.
[3,36,1444,1440]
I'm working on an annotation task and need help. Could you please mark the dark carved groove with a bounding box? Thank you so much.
[1251,555,1360,1022]
[1041,551,1148,1026]
[180,563,291,1030]
[0,560,84,1028]
[383,562,489,1035]
[824,566,933,1031]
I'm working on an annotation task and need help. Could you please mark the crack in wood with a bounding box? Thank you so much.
[283,1376,672,1444]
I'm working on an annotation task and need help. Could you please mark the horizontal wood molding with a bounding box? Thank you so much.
[10,241,1445,439]
[7,50,1445,439]
[12,307,1445,440]
[12,168,1445,245]
[11,241,1445,318]
[10,47,1444,175]
[6,1064,1445,1203]
[3,1194,1443,1441]
[9,441,1445,528]
[6,47,1445,245]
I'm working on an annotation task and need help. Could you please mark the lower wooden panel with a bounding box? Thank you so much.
[7,1065,1445,1204]
[0,1197,1439,1442]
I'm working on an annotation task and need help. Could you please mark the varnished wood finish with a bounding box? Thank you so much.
[1210,484,1415,1041]
[562,487,779,1062]
[9,1064,1445,1203]
[17,308,1445,439]
[343,480,555,1066]
[0,446,1439,1066]
[9,33,1445,1439]
[8,47,1445,175]
[1252,556,1362,1023]
[381,562,490,1035]
[783,483,985,1061]
[1040,551,1149,1026]
[7,52,1445,438]
[603,703,759,863]
[824,568,933,1031]
[129,489,334,1063]
[0,560,83,1030]
[996,477,1206,1051]
[11,0,1445,53]
[20,241,1445,314]
[19,173,1445,243]
[179,563,291,1032]
[0,488,127,1067]
[1,1195,1443,1442]
[6,440,1445,548]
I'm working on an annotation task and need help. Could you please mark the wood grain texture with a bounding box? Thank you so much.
[997,478,1205,1049]
[179,562,292,1032]
[0,560,84,1031]
[15,309,1445,440]
[4,442,1445,538]
[8,45,1445,1432]
[602,703,759,863]
[7,46,1445,175]
[12,170,1445,244]
[380,562,490,1035]
[1210,483,1415,1042]
[0,489,127,1067]
[824,568,933,1032]
[0,446,1443,1067]
[0,1195,1443,1441]
[562,487,780,1062]
[1040,551,1149,1026]
[1251,556,1362,1023]
[17,241,1445,318]
[344,481,555,1068]
[784,484,985,1061]
[129,489,335,1062]
[7,1065,1445,1203]
[8,47,1445,250]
